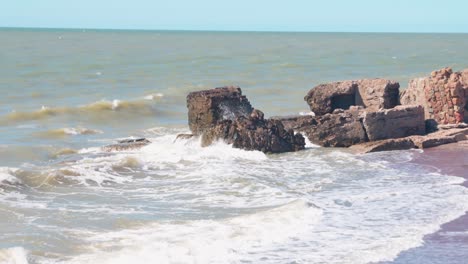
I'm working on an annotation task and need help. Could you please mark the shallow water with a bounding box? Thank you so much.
[1,28,468,264]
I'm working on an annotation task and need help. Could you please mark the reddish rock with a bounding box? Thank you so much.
[304,79,399,116]
[460,69,468,122]
[400,67,466,124]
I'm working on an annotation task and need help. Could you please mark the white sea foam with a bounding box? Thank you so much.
[66,200,322,264]
[0,167,19,184]
[63,128,103,136]
[0,247,28,264]
[301,132,320,148]
[4,133,468,264]
[143,93,164,100]
[299,111,315,116]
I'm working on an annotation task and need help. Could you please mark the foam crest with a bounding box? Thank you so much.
[143,93,164,100]
[0,167,20,184]
[139,135,268,164]
[0,247,28,264]
[67,200,322,264]
[37,127,103,139]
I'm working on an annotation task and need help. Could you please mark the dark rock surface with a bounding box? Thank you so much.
[102,138,151,152]
[302,107,367,147]
[304,79,399,116]
[350,128,468,153]
[186,87,305,153]
[174,134,194,142]
[300,106,424,148]
[304,81,357,116]
[270,115,317,131]
[201,114,305,153]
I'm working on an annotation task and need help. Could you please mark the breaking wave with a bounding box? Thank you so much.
[65,200,322,264]
[37,127,103,138]
[1,132,468,264]
[2,99,161,123]
[0,247,28,264]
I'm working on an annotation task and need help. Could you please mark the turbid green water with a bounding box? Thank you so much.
[1,28,468,264]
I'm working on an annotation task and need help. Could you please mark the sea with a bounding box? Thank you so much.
[1,28,468,264]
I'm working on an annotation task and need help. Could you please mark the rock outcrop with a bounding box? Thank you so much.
[299,105,425,147]
[201,112,305,153]
[349,138,416,153]
[102,138,151,152]
[186,86,305,153]
[187,86,253,135]
[270,115,317,131]
[400,67,467,125]
[304,79,400,115]
[361,105,425,141]
[182,68,468,154]
[350,127,468,153]
[301,107,367,147]
[461,69,468,122]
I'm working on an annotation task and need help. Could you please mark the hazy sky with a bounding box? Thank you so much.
[1,0,468,32]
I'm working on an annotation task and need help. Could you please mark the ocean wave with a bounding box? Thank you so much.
[40,135,269,188]
[0,247,28,264]
[37,127,103,138]
[51,148,78,158]
[143,93,164,100]
[0,167,20,184]
[1,99,160,123]
[276,62,302,68]
[3,134,468,264]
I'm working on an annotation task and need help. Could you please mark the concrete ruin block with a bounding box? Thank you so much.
[362,105,426,141]
[304,79,400,116]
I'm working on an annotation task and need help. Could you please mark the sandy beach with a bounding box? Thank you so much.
[389,141,468,263]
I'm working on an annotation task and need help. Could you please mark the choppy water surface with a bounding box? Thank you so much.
[1,29,468,263]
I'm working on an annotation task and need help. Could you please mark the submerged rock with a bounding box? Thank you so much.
[175,133,194,142]
[102,138,151,152]
[349,138,416,153]
[304,79,400,116]
[186,87,305,153]
[350,128,468,153]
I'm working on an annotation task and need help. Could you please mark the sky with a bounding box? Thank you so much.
[1,0,468,33]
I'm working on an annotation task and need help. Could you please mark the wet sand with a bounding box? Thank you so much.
[387,141,468,263]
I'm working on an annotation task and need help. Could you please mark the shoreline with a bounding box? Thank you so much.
[388,141,468,263]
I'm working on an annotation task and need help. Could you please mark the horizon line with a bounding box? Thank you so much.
[1,26,468,34]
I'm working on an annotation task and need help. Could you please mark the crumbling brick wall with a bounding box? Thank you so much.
[401,68,466,124]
